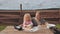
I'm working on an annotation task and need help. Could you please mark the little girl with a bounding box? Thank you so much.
[22,13,33,31]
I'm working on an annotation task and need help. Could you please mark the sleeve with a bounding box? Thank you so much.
[32,18,38,26]
[40,18,46,24]
[41,18,50,25]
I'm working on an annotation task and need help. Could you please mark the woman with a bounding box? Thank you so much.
[32,11,56,29]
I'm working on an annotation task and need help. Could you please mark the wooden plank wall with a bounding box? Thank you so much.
[0,10,59,25]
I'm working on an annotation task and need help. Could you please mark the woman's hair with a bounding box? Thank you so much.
[23,13,31,22]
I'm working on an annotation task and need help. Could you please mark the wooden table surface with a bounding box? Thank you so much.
[0,26,54,34]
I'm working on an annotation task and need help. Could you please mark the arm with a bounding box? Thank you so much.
[40,18,49,24]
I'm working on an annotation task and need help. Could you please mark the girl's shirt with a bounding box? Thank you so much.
[23,21,33,30]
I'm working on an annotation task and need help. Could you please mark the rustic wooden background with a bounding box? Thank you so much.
[0,10,59,25]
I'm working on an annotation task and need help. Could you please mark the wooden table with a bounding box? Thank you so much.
[0,26,54,34]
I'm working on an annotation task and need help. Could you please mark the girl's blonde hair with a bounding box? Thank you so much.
[23,13,31,22]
